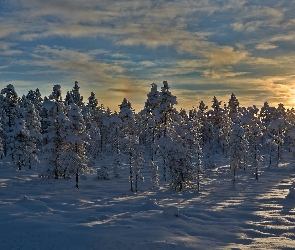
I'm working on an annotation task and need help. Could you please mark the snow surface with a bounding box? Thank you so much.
[1,155,295,250]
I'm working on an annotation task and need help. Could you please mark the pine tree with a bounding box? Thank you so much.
[177,108,203,191]
[219,104,232,155]
[197,101,214,168]
[87,119,101,162]
[154,81,178,181]
[25,101,42,147]
[118,98,141,192]
[87,91,98,111]
[81,96,101,164]
[228,93,239,119]
[211,96,223,125]
[260,102,273,127]
[149,160,159,188]
[8,105,38,170]
[107,113,124,177]
[62,103,89,188]
[140,82,160,161]
[71,81,84,107]
[95,104,112,153]
[97,155,109,180]
[64,91,74,105]
[42,100,69,179]
[26,88,43,112]
[165,136,195,191]
[228,114,247,186]
[49,85,62,102]
[133,144,144,192]
[21,101,42,168]
[0,117,3,159]
[268,117,289,167]
[0,96,8,158]
[1,84,18,156]
[113,152,122,178]
[155,81,177,137]
[210,96,224,153]
[247,116,263,179]
[9,116,30,170]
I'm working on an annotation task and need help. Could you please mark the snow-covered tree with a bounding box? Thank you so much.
[144,82,160,112]
[94,104,112,153]
[211,96,223,125]
[87,119,101,162]
[287,126,295,157]
[248,118,263,179]
[209,96,224,153]
[155,81,178,137]
[228,114,247,185]
[268,118,289,167]
[49,85,62,102]
[277,103,286,119]
[259,102,277,134]
[42,100,69,179]
[219,104,232,155]
[71,81,83,107]
[197,101,209,145]
[163,136,195,191]
[140,82,160,161]
[149,160,159,188]
[9,117,30,170]
[8,105,39,170]
[26,88,43,111]
[87,91,98,111]
[133,144,144,192]
[119,98,135,186]
[64,91,74,105]
[23,101,42,166]
[228,93,239,119]
[0,96,8,157]
[62,103,89,188]
[24,101,42,145]
[112,152,122,178]
[154,81,178,181]
[105,113,123,177]
[1,84,18,156]
[196,101,214,168]
[97,155,109,180]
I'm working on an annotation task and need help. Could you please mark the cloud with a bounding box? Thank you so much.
[172,83,239,91]
[231,6,284,32]
[203,69,248,79]
[0,0,241,57]
[26,45,126,82]
[107,88,144,93]
[2,0,295,111]
[206,46,248,66]
[255,43,278,50]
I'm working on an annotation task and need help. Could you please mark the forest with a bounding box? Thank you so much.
[1,80,294,192]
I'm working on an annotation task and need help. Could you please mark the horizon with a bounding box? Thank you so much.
[1,1,295,111]
[6,80,290,113]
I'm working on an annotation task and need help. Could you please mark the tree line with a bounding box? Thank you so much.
[1,81,294,191]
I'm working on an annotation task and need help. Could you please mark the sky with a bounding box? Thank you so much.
[1,0,295,112]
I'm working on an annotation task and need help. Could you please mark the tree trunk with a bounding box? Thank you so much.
[76,170,79,189]
[197,169,200,192]
[129,152,133,192]
[18,156,21,170]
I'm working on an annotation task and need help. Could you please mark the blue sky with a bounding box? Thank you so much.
[1,0,295,111]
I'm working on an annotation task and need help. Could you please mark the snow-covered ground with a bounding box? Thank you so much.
[1,155,295,250]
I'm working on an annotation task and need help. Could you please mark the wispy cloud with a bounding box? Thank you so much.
[1,0,295,110]
[255,43,278,50]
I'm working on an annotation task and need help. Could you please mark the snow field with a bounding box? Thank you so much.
[1,154,295,250]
